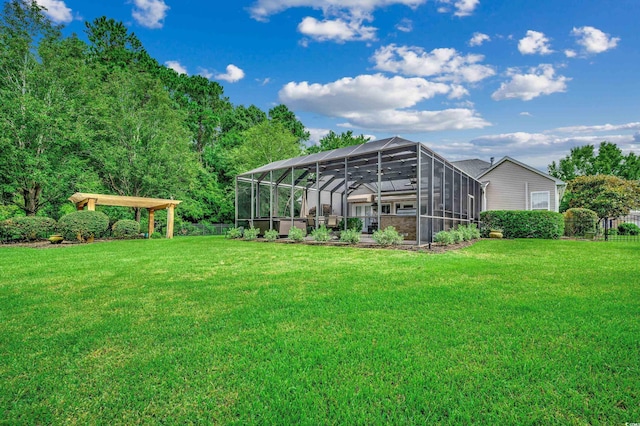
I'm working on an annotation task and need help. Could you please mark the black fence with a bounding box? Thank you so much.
[565,214,640,241]
[157,222,233,237]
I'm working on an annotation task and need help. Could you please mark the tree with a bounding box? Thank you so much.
[268,104,309,143]
[0,1,90,216]
[234,121,302,172]
[566,175,640,219]
[87,68,199,221]
[549,141,640,181]
[306,130,370,154]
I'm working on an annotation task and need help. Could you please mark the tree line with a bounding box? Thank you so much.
[0,0,368,223]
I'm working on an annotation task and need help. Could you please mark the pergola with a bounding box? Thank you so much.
[68,193,182,238]
[235,137,483,245]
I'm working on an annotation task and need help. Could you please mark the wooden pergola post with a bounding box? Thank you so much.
[148,209,155,237]
[166,204,175,239]
[87,198,97,211]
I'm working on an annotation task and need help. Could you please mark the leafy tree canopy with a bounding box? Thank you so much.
[566,175,640,219]
[549,141,640,181]
[306,130,370,154]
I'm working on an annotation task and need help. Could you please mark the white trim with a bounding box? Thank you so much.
[531,191,550,211]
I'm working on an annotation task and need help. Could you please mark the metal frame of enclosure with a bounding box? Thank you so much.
[235,137,483,245]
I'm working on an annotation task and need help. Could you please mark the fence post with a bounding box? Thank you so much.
[604,217,609,241]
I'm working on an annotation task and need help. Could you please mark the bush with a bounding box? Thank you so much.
[339,228,361,244]
[480,210,564,239]
[150,231,163,239]
[226,227,243,239]
[434,230,455,245]
[288,227,306,242]
[243,227,259,241]
[112,219,140,239]
[58,211,109,242]
[337,217,363,231]
[450,229,463,243]
[618,222,640,236]
[264,229,279,242]
[311,225,331,242]
[461,223,481,240]
[564,208,598,237]
[0,216,57,242]
[372,226,404,246]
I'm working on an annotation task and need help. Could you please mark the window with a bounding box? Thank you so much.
[531,191,550,210]
[380,203,391,214]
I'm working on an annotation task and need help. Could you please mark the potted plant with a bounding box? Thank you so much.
[489,228,503,239]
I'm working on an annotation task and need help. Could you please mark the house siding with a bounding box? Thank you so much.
[483,160,558,212]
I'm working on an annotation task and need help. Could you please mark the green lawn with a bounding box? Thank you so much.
[1,238,638,424]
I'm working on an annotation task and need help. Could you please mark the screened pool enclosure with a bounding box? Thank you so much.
[236,137,482,245]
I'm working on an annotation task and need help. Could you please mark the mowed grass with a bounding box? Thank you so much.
[1,238,638,424]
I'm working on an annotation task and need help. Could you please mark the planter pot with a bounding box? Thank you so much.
[489,231,503,239]
[48,234,63,244]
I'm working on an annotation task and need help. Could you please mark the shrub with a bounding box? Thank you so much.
[150,231,163,239]
[339,228,361,244]
[58,211,109,242]
[372,226,404,246]
[112,219,140,239]
[311,225,331,242]
[450,229,463,243]
[462,223,481,240]
[0,216,57,242]
[243,227,259,241]
[480,210,564,239]
[288,227,306,242]
[264,229,279,242]
[618,222,640,236]
[434,230,454,245]
[564,208,598,237]
[225,227,243,239]
[338,217,363,231]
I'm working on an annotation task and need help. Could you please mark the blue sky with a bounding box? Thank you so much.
[39,0,639,170]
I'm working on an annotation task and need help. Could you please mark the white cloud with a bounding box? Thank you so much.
[551,122,640,134]
[372,44,495,84]
[215,64,245,83]
[279,73,490,132]
[298,16,376,42]
[165,61,187,75]
[456,132,639,169]
[132,0,169,29]
[306,128,332,146]
[492,64,569,101]
[518,30,553,55]
[198,68,214,79]
[469,32,490,47]
[396,18,413,32]
[35,0,73,23]
[520,112,532,117]
[571,26,620,54]
[256,77,272,85]
[452,0,479,17]
[564,49,577,58]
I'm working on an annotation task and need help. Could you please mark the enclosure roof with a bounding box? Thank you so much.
[238,136,419,176]
[68,193,182,209]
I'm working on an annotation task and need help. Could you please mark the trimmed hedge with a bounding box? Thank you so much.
[564,208,598,237]
[58,211,109,242]
[618,222,640,236]
[0,216,57,242]
[480,210,564,239]
[112,219,140,239]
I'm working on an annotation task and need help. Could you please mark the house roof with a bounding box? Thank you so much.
[450,159,491,178]
[477,156,565,185]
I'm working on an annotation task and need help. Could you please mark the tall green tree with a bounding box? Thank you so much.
[268,104,309,143]
[549,142,640,181]
[234,120,302,172]
[566,175,640,219]
[88,68,199,220]
[0,0,89,216]
[306,130,370,154]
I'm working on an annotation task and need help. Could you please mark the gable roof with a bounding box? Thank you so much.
[477,156,565,185]
[450,159,491,178]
